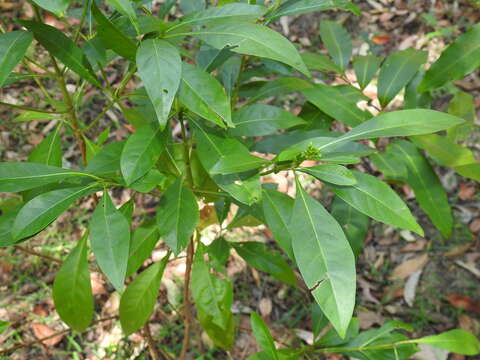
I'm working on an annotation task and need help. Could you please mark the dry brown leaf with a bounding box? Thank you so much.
[390,253,429,280]
[90,272,107,295]
[259,298,272,318]
[404,270,422,307]
[469,218,480,233]
[444,243,472,257]
[31,324,64,346]
[446,294,480,314]
[358,310,383,329]
[458,183,476,200]
[400,239,427,253]
[372,35,391,44]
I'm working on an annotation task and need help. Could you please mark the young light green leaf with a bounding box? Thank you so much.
[267,0,360,20]
[31,0,70,16]
[377,48,427,107]
[300,164,357,186]
[121,123,167,185]
[90,192,130,291]
[53,234,93,331]
[0,31,33,88]
[352,55,382,90]
[229,104,306,136]
[12,185,96,241]
[413,330,480,355]
[330,171,423,236]
[28,127,62,167]
[18,21,99,86]
[120,256,168,335]
[233,242,296,286]
[319,21,352,72]
[91,3,137,61]
[419,24,480,92]
[250,312,279,360]
[290,178,356,338]
[179,62,232,128]
[447,90,476,143]
[137,39,182,128]
[126,223,159,277]
[168,3,266,32]
[191,23,310,77]
[388,140,453,237]
[454,163,480,182]
[302,84,371,127]
[262,189,294,259]
[156,178,199,255]
[106,0,139,34]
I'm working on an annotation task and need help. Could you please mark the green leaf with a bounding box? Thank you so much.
[12,185,96,241]
[168,3,266,32]
[352,55,382,90]
[246,77,312,104]
[179,62,232,128]
[404,71,432,110]
[84,141,125,176]
[299,164,357,186]
[18,21,99,86]
[388,140,453,237]
[301,52,342,73]
[0,31,33,88]
[454,163,480,182]
[233,242,296,286]
[0,320,9,334]
[419,24,480,92]
[316,109,465,153]
[120,123,167,185]
[413,330,480,355]
[53,234,93,331]
[136,39,182,128]
[250,312,279,360]
[0,207,21,247]
[262,189,294,259]
[319,21,352,72]
[192,23,310,77]
[447,90,476,143]
[290,177,355,337]
[330,171,423,236]
[91,3,137,61]
[302,84,371,127]
[28,127,62,167]
[268,0,360,20]
[179,0,205,14]
[156,178,199,255]
[126,222,159,277]
[229,104,306,136]
[106,0,139,34]
[331,198,369,257]
[90,192,130,291]
[31,0,70,16]
[120,256,168,335]
[377,48,427,107]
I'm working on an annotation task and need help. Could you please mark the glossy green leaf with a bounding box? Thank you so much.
[352,55,381,90]
[413,330,480,355]
[404,71,432,110]
[126,223,159,277]
[262,189,294,259]
[330,171,423,235]
[447,90,476,143]
[120,123,167,185]
[12,185,96,241]
[92,3,137,61]
[319,21,352,72]
[168,3,266,32]
[18,21,99,86]
[53,234,93,331]
[106,0,139,33]
[377,48,427,107]
[419,24,480,92]
[192,23,310,77]
[290,178,355,337]
[250,312,279,360]
[31,0,70,16]
[229,104,306,136]
[300,164,357,186]
[219,55,242,94]
[120,256,168,335]
[0,207,21,247]
[331,198,369,257]
[84,141,125,177]
[454,163,480,182]
[179,62,232,128]
[0,31,33,88]
[28,127,62,167]
[137,39,182,128]
[388,140,453,237]
[301,52,342,73]
[268,0,360,20]
[246,77,312,104]
[233,242,296,286]
[302,84,371,127]
[156,178,198,255]
[90,192,130,291]
[316,109,465,153]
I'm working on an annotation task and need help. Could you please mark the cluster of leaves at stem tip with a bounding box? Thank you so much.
[0,0,479,358]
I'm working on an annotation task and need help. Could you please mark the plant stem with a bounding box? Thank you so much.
[179,237,195,360]
[143,323,161,360]
[179,112,194,188]
[0,101,65,114]
[14,245,63,265]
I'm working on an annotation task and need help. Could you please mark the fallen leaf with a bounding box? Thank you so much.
[390,253,429,280]
[455,260,480,278]
[372,35,391,44]
[31,324,64,346]
[469,218,480,233]
[259,298,272,318]
[413,344,449,360]
[458,183,476,200]
[444,243,471,257]
[90,272,107,295]
[401,239,427,252]
[446,294,480,314]
[358,310,383,329]
[404,270,422,307]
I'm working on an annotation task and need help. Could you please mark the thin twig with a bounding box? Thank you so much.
[0,316,117,355]
[14,245,63,265]
[143,323,161,360]
[179,237,195,360]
